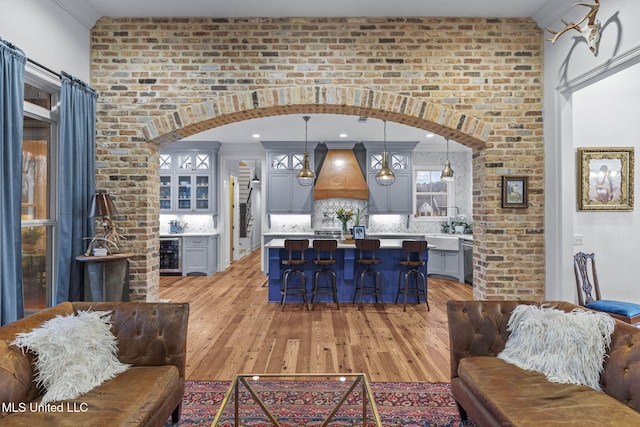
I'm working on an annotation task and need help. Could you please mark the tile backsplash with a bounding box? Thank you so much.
[159,214,216,234]
[268,198,444,234]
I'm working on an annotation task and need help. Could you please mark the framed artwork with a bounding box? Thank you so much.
[501,176,528,208]
[577,147,634,211]
[353,225,366,240]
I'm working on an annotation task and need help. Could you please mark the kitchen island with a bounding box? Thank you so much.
[264,239,429,304]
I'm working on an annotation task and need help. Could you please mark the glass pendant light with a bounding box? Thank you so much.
[441,138,454,182]
[376,120,395,186]
[296,115,315,186]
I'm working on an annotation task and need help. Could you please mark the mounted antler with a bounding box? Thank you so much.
[545,0,601,55]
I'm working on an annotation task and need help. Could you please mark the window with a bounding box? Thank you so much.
[414,170,452,218]
[21,77,59,313]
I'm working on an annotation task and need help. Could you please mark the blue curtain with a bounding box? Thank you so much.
[0,39,26,325]
[56,74,97,304]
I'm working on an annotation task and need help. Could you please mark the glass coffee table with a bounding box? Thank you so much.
[212,373,382,426]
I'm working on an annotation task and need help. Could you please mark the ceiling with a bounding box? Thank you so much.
[56,0,558,21]
[54,0,564,151]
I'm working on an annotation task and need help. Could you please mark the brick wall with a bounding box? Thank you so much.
[90,16,544,301]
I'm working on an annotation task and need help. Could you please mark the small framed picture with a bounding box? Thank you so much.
[501,176,528,209]
[577,147,634,211]
[353,225,366,240]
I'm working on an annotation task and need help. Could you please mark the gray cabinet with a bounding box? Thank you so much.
[183,235,217,276]
[365,141,418,214]
[159,142,220,214]
[428,245,465,282]
[367,171,412,213]
[263,142,314,214]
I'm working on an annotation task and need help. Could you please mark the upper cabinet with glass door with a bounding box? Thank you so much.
[159,143,220,214]
[365,141,418,214]
[262,142,314,214]
[269,152,306,171]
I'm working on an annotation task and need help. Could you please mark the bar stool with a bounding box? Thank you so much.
[280,239,309,311]
[352,239,383,305]
[396,240,429,312]
[311,239,339,310]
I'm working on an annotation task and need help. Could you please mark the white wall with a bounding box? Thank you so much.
[1,0,91,81]
[572,65,640,301]
[541,0,640,303]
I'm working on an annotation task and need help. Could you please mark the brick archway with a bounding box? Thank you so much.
[137,85,498,301]
[92,16,545,304]
[142,86,491,148]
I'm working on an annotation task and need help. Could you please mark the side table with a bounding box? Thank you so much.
[75,252,134,302]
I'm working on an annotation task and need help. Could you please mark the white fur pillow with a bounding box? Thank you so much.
[498,304,615,391]
[12,310,130,404]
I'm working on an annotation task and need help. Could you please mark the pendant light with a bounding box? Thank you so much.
[296,115,315,186]
[441,138,454,182]
[375,120,395,186]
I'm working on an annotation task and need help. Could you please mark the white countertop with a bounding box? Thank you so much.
[264,238,434,249]
[425,233,473,241]
[262,232,315,236]
[160,232,219,237]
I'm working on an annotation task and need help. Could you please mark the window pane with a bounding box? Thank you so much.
[22,117,50,220]
[21,75,57,315]
[159,153,172,170]
[271,153,288,169]
[415,170,449,217]
[391,154,408,170]
[291,153,304,170]
[24,83,52,110]
[22,225,49,311]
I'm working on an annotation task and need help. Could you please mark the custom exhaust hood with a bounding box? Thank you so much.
[314,146,368,200]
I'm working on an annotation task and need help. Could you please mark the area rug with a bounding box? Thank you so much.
[169,380,475,426]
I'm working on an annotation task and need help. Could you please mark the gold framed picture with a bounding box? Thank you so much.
[577,147,634,211]
[501,176,528,209]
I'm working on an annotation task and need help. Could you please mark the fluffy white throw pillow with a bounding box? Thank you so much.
[12,310,130,404]
[498,304,615,391]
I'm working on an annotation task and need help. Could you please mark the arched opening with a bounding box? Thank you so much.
[146,86,493,299]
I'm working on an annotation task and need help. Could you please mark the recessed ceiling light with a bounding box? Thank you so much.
[425,133,435,138]
[339,133,348,138]
[252,133,260,138]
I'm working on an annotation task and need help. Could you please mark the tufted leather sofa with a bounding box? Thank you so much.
[447,300,640,426]
[0,301,189,426]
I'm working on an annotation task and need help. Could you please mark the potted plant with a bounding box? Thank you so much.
[22,227,44,252]
[353,205,368,227]
[453,220,469,234]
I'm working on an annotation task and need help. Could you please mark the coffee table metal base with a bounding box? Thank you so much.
[212,373,382,426]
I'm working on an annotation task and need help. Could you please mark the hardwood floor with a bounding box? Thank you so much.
[159,248,473,383]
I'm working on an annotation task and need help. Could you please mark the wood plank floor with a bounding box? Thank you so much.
[159,248,473,382]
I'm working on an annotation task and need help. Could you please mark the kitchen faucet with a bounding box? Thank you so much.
[447,207,460,234]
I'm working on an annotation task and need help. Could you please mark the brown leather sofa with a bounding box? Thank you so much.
[447,300,640,426]
[0,301,189,426]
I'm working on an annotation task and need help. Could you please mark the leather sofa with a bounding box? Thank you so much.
[0,301,189,426]
[447,300,640,426]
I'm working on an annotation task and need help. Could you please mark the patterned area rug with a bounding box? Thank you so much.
[169,380,475,426]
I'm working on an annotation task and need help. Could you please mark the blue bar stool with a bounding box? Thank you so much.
[396,240,429,311]
[311,239,339,310]
[281,239,309,311]
[352,239,383,306]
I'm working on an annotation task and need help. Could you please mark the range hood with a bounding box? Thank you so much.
[314,148,368,200]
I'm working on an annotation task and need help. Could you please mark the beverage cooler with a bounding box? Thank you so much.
[160,237,181,275]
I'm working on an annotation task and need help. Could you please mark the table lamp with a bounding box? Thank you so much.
[84,192,124,256]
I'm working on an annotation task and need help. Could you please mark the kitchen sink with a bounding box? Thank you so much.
[425,234,461,251]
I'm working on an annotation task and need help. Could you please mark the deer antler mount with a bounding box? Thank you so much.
[545,0,601,55]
